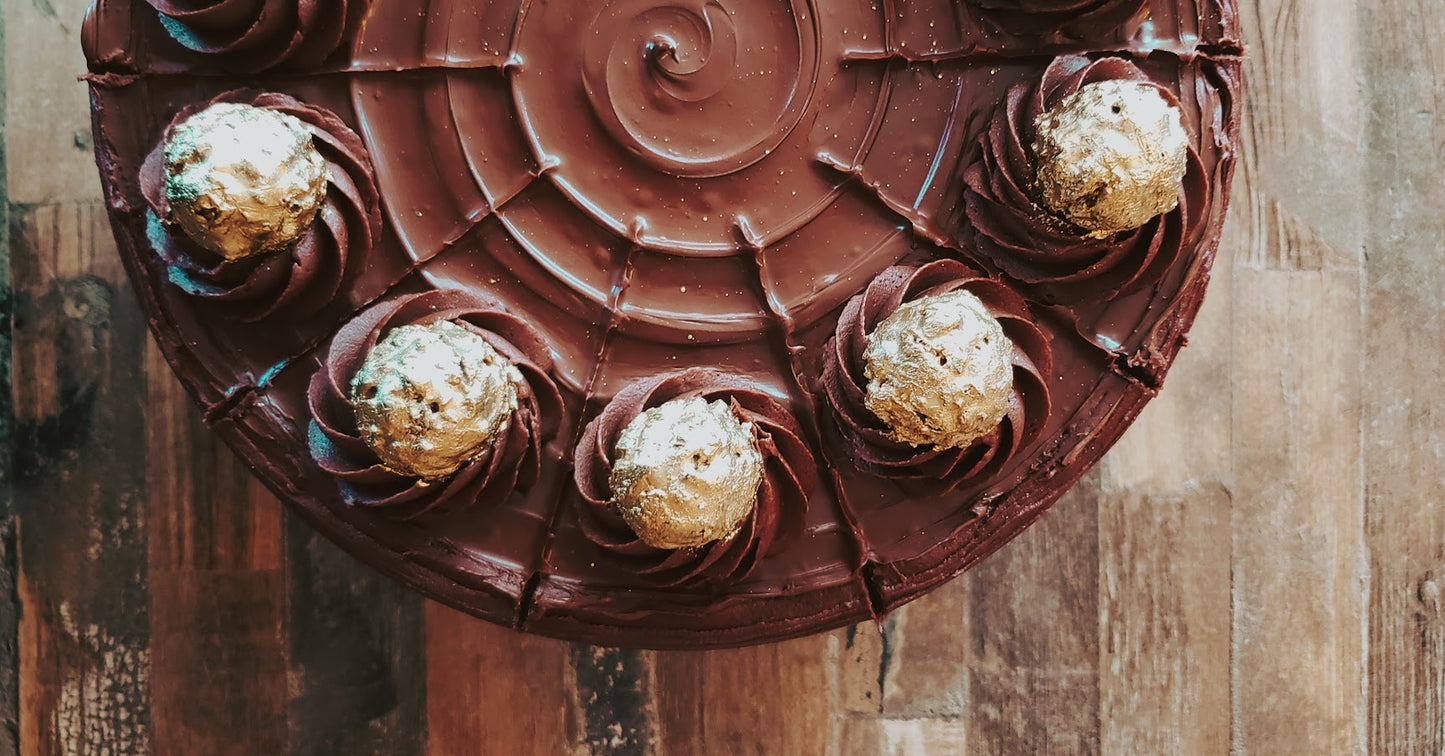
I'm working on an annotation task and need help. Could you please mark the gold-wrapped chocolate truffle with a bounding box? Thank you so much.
[164,102,328,260]
[350,321,521,481]
[1031,79,1189,238]
[609,397,764,550]
[863,290,1014,450]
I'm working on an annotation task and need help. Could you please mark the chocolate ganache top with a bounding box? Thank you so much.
[82,0,1242,647]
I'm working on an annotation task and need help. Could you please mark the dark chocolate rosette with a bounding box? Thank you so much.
[960,55,1208,303]
[140,90,380,322]
[822,259,1053,497]
[307,289,563,519]
[574,369,815,587]
[969,0,1147,40]
[144,0,360,71]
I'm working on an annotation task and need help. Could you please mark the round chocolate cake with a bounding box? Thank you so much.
[82,0,1241,648]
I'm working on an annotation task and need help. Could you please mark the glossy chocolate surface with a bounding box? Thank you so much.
[83,0,1241,648]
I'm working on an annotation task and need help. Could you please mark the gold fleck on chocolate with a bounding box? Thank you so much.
[164,102,328,260]
[1031,79,1189,238]
[863,290,1014,450]
[350,321,521,481]
[609,397,764,550]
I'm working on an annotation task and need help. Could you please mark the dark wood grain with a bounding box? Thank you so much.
[0,17,18,754]
[145,341,286,756]
[283,514,427,755]
[12,203,151,754]
[653,636,834,755]
[424,604,578,755]
[573,645,654,755]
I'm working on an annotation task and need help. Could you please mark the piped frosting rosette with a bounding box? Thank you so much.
[140,90,380,321]
[822,259,1053,497]
[960,56,1207,302]
[969,0,1147,40]
[308,289,563,519]
[574,369,816,587]
[144,0,360,71]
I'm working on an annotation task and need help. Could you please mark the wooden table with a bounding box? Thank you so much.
[3,0,1438,753]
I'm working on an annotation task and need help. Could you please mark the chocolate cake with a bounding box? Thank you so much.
[81,0,1242,648]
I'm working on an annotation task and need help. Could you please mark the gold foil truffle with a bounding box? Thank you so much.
[609,397,765,550]
[350,321,521,481]
[1031,80,1190,238]
[863,290,1014,450]
[164,102,328,260]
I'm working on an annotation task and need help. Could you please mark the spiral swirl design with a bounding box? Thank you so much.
[578,0,813,178]
[575,369,815,586]
[346,0,897,349]
[822,260,1053,497]
[960,56,1209,303]
[140,90,380,322]
[495,0,846,254]
[307,289,564,519]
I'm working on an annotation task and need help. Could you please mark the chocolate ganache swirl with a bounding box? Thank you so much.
[968,0,1147,40]
[960,56,1208,303]
[482,0,866,253]
[308,289,563,519]
[140,90,380,322]
[823,260,1053,497]
[575,369,815,587]
[143,0,359,71]
[579,0,813,179]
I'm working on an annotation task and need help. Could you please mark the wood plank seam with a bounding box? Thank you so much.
[0,8,21,752]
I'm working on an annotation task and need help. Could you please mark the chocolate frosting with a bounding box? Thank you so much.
[81,0,1242,648]
[142,0,357,71]
[969,0,1147,40]
[823,259,1052,496]
[308,289,563,518]
[139,90,380,322]
[961,56,1209,303]
[574,369,815,587]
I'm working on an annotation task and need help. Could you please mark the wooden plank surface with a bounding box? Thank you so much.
[0,10,17,756]
[144,338,287,756]
[1360,2,1445,753]
[6,0,1445,753]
